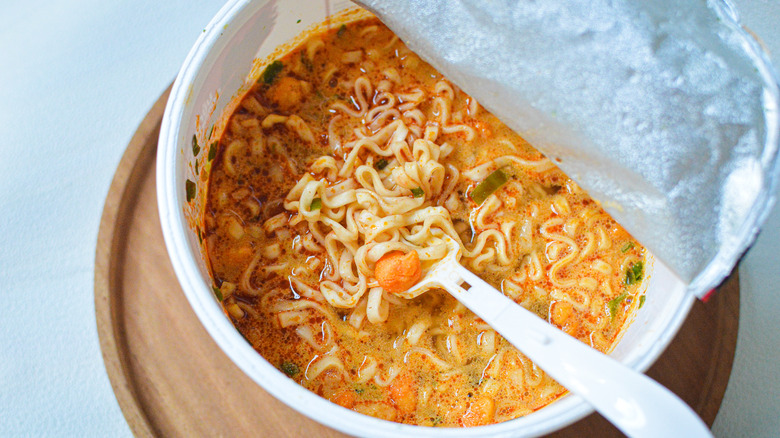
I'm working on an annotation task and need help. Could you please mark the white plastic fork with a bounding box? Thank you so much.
[406,247,712,437]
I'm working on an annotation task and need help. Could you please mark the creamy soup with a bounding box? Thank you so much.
[204,17,645,427]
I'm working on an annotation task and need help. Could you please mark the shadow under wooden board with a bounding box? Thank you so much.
[95,86,740,437]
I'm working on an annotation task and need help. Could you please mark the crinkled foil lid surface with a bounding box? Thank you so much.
[357,0,780,298]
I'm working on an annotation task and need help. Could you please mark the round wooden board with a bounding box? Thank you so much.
[95,86,740,437]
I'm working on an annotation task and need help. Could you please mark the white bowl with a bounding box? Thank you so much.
[157,0,695,436]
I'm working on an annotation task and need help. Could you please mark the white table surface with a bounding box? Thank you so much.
[1,1,777,436]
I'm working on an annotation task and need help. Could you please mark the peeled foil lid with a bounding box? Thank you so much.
[356,0,780,298]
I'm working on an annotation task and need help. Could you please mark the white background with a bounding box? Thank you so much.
[0,0,777,436]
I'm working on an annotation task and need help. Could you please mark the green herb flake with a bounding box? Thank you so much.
[608,292,628,319]
[191,134,200,156]
[310,197,322,211]
[375,158,389,170]
[212,285,223,301]
[411,187,425,198]
[624,261,644,286]
[639,295,646,309]
[208,142,217,161]
[300,50,313,71]
[261,60,284,85]
[197,228,203,244]
[620,242,635,253]
[337,24,347,37]
[296,19,301,23]
[431,416,443,426]
[207,124,214,139]
[354,387,365,395]
[194,159,199,176]
[280,361,299,377]
[185,179,196,202]
[470,169,509,205]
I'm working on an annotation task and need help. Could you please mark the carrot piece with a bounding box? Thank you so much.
[389,374,417,415]
[266,76,312,111]
[550,301,580,336]
[331,390,356,409]
[352,401,397,421]
[461,396,496,427]
[550,301,573,326]
[374,251,422,294]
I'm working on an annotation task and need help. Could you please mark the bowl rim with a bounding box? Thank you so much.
[156,0,697,436]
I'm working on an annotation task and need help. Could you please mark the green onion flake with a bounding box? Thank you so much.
[300,50,313,71]
[185,179,196,202]
[620,242,635,253]
[261,60,284,84]
[212,286,223,302]
[411,187,425,198]
[470,169,509,205]
[639,295,646,309]
[625,261,644,286]
[208,142,217,161]
[310,197,322,211]
[280,361,299,377]
[191,134,200,156]
[375,158,389,170]
[608,292,627,319]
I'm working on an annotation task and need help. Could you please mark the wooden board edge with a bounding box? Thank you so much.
[94,84,173,438]
[92,83,741,437]
[695,271,741,424]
